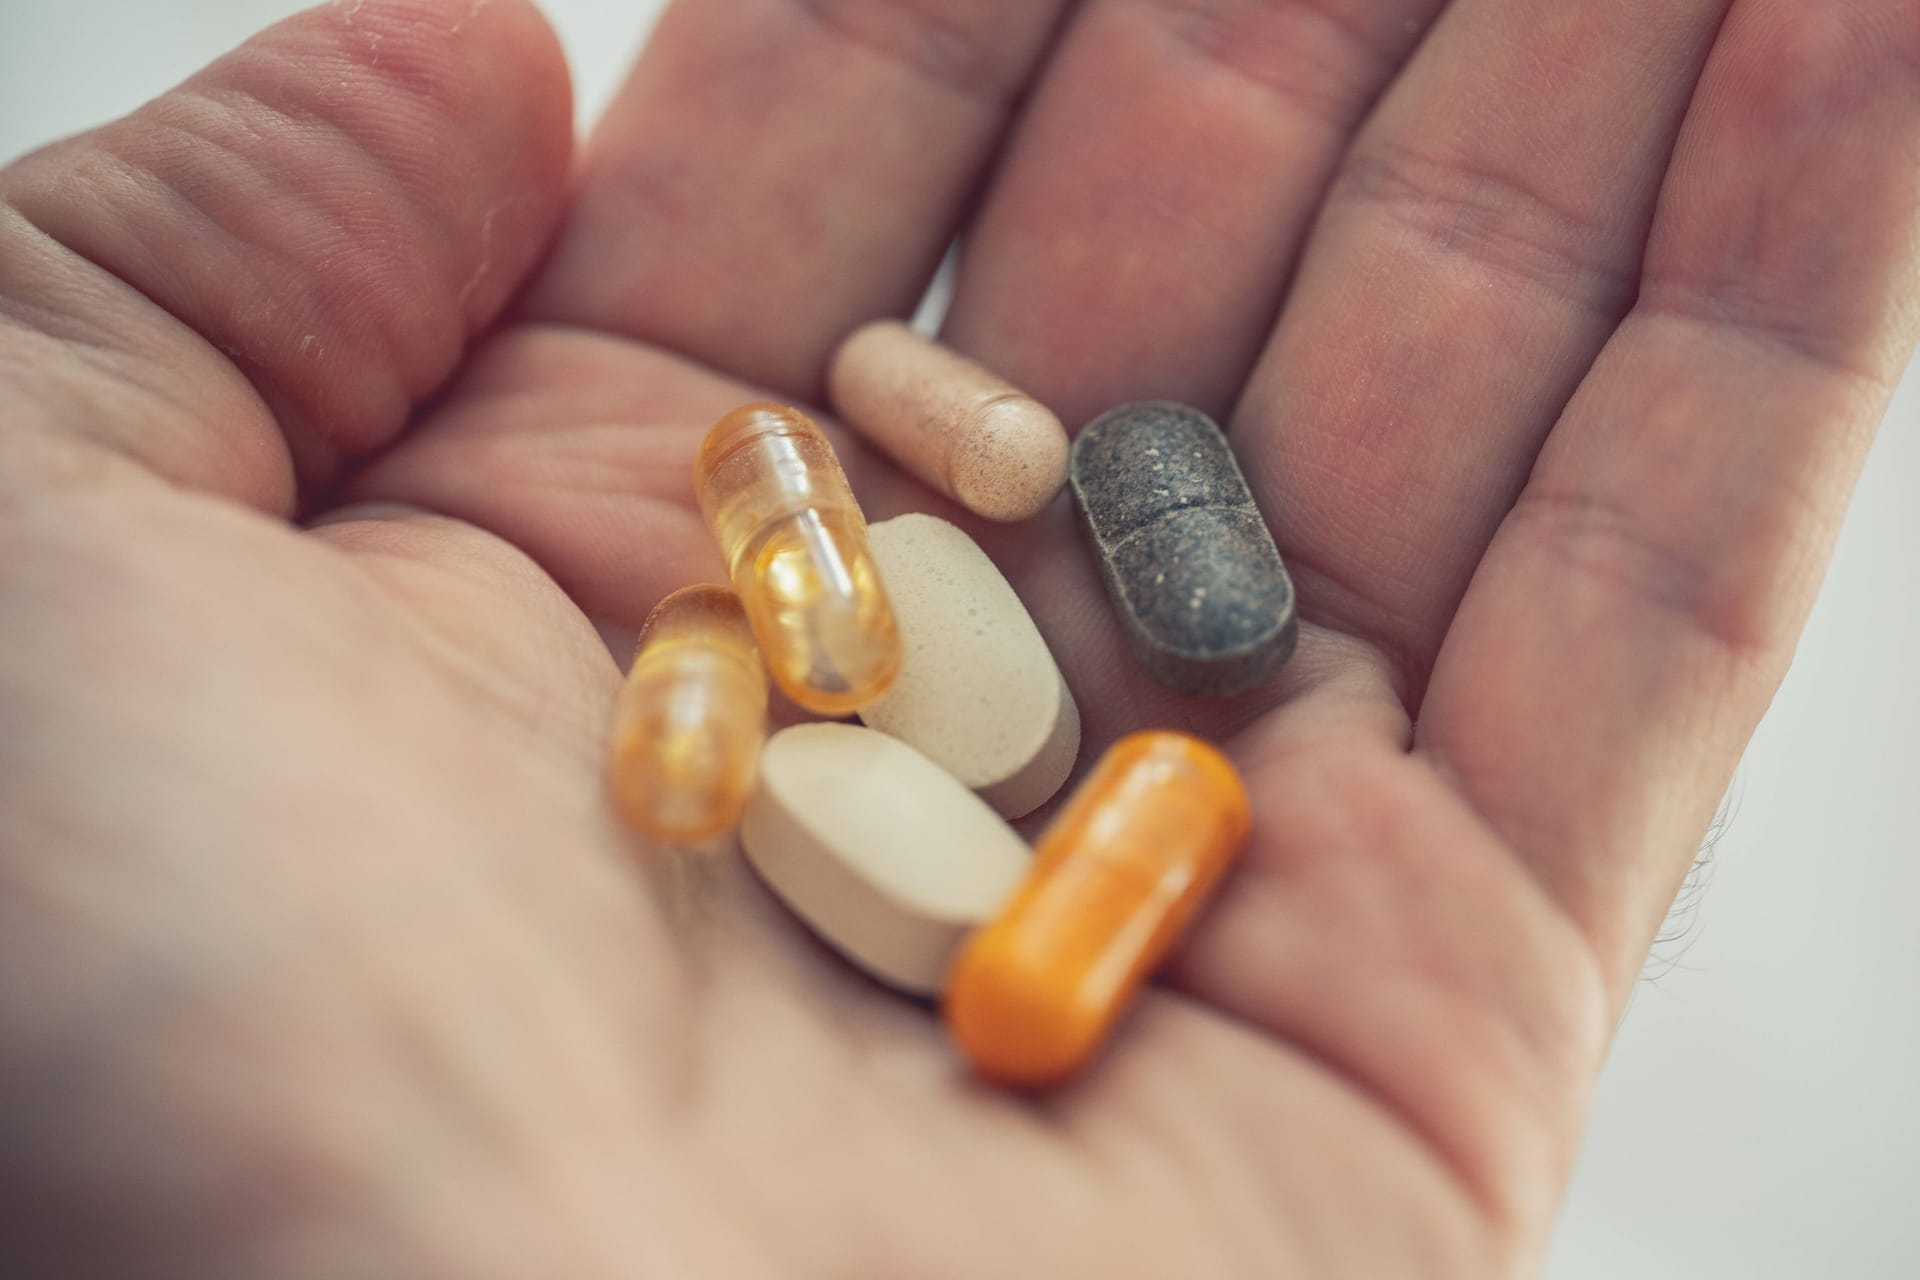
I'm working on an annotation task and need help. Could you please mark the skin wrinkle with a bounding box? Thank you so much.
[1496,483,1786,666]
[1143,0,1411,130]
[1641,280,1908,386]
[140,75,483,428]
[78,103,400,386]
[1138,0,1420,94]
[4,161,359,490]
[1324,137,1643,313]
[0,215,296,510]
[163,73,448,265]
[786,0,1027,102]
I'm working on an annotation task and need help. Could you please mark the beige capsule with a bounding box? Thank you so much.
[827,321,1069,522]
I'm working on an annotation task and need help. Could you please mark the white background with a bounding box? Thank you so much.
[2,2,1914,1275]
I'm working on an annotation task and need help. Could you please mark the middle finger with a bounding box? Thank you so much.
[943,0,1454,428]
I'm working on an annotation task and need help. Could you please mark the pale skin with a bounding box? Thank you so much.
[0,0,1913,1274]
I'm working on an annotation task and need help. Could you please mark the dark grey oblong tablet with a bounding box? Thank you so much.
[1069,401,1296,697]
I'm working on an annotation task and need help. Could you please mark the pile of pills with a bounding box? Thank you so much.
[607,323,1296,1088]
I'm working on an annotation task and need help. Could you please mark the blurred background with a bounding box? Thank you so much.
[1,1,1914,1274]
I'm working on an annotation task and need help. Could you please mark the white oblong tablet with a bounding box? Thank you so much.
[740,723,1031,994]
[859,514,1080,819]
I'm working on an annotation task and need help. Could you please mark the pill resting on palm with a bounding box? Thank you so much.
[944,732,1251,1088]
[741,723,1032,995]
[859,514,1079,820]
[1070,401,1297,698]
[608,585,767,846]
[695,403,902,716]
[613,392,1266,1089]
[827,321,1069,522]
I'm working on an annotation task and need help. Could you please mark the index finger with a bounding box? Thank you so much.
[524,0,1072,398]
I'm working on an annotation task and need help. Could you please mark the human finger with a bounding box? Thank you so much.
[524,0,1072,399]
[0,0,573,511]
[1418,0,1920,1002]
[941,0,1450,429]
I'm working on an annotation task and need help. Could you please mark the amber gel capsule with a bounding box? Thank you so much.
[695,404,902,715]
[608,585,768,846]
[944,732,1251,1088]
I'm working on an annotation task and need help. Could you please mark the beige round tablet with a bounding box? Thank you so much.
[741,723,1031,995]
[827,321,1069,522]
[859,514,1080,819]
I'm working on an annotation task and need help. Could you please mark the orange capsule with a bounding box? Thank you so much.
[943,732,1251,1088]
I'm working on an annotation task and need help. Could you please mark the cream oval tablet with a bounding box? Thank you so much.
[859,514,1080,819]
[741,723,1031,994]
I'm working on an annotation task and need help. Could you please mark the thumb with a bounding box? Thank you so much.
[0,0,573,512]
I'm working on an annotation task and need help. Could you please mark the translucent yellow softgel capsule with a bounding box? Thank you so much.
[694,403,902,715]
[609,585,769,846]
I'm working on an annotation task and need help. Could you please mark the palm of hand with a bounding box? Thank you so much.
[3,1,1914,1276]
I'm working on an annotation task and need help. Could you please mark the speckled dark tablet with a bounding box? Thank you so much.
[1069,402,1296,697]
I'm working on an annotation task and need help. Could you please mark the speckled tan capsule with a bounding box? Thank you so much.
[827,321,1069,522]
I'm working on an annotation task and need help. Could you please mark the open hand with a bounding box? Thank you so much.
[2,1,1914,1274]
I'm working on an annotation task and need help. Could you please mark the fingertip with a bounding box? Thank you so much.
[0,0,580,500]
[441,0,578,255]
[287,0,578,323]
